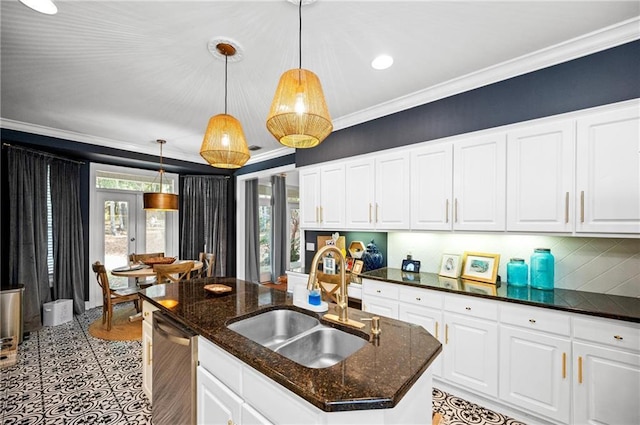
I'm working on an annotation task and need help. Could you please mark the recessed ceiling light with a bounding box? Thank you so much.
[371,54,393,70]
[19,0,57,15]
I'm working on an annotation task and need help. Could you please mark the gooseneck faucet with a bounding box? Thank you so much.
[307,245,349,323]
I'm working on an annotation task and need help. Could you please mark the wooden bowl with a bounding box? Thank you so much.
[142,257,176,266]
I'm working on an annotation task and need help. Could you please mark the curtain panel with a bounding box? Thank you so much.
[181,176,229,277]
[244,179,260,283]
[270,175,287,282]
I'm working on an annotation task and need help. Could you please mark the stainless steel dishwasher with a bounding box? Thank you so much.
[153,311,198,425]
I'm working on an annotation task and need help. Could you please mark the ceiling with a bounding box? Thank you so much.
[1,1,638,167]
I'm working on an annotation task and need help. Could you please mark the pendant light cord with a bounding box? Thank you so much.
[159,140,164,193]
[224,53,228,114]
[298,0,302,69]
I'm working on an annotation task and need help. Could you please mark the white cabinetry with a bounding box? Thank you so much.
[197,366,244,425]
[345,152,410,230]
[506,120,575,232]
[410,142,453,230]
[141,301,158,403]
[299,164,345,228]
[443,294,498,397]
[572,316,640,425]
[498,304,571,423]
[361,279,399,318]
[576,103,640,234]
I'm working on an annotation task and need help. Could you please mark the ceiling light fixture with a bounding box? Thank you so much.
[19,0,57,15]
[266,0,332,149]
[143,139,179,211]
[200,43,250,169]
[371,54,394,70]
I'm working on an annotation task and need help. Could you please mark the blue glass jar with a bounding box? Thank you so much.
[507,258,528,287]
[530,248,555,290]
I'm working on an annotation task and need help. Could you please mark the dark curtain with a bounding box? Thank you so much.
[271,175,287,282]
[181,176,228,277]
[50,160,85,315]
[244,179,260,283]
[7,147,51,332]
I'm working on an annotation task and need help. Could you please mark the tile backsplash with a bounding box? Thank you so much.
[388,233,640,298]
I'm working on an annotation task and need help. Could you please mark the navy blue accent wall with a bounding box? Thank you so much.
[235,153,296,176]
[297,41,640,167]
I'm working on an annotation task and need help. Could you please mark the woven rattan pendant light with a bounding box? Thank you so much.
[266,0,332,148]
[144,139,179,211]
[200,43,250,169]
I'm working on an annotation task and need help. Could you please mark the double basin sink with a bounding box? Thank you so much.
[227,308,367,369]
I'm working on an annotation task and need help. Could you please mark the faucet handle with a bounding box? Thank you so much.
[362,316,381,336]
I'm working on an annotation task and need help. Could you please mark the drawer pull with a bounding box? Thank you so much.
[376,289,381,293]
[562,352,566,379]
[465,307,471,311]
[614,335,623,341]
[144,311,149,317]
[435,322,439,340]
[415,297,421,301]
[445,324,449,344]
[454,198,459,223]
[529,319,536,324]
[578,356,583,384]
[580,191,585,223]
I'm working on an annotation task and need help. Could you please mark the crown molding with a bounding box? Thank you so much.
[245,145,295,165]
[332,17,640,132]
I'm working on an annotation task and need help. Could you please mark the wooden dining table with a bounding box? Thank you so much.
[111,260,204,279]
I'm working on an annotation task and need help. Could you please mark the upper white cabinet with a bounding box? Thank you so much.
[345,152,410,230]
[452,134,507,231]
[575,104,640,234]
[299,163,345,229]
[506,120,575,232]
[410,142,453,230]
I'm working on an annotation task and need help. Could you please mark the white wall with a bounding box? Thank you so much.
[388,232,640,297]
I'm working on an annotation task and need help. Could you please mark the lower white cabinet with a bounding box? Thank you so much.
[197,366,245,425]
[141,300,158,403]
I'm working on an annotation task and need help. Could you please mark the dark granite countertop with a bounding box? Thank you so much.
[360,268,640,323]
[140,277,441,413]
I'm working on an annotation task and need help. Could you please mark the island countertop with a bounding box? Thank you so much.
[139,277,441,412]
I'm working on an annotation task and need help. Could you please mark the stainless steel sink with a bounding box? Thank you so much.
[227,309,319,349]
[227,308,368,368]
[275,327,367,369]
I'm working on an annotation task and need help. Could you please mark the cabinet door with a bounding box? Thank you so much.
[443,312,498,397]
[576,104,640,234]
[242,403,274,425]
[499,326,571,423]
[573,342,640,425]
[300,168,321,227]
[399,304,443,377]
[197,366,242,425]
[453,133,506,231]
[410,143,453,230]
[362,295,399,319]
[507,120,575,232]
[345,158,375,229]
[142,319,153,403]
[375,152,410,229]
[320,163,345,228]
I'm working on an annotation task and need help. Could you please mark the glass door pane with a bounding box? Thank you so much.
[101,193,137,289]
[145,210,166,254]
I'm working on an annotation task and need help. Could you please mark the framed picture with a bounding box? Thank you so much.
[345,257,355,272]
[401,259,421,273]
[323,256,336,274]
[461,252,501,284]
[352,260,364,275]
[462,279,498,296]
[438,254,462,278]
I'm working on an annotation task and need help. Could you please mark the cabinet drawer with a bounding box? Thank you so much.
[362,279,399,299]
[198,337,242,395]
[500,303,570,336]
[573,316,640,352]
[142,300,158,323]
[399,286,443,309]
[444,294,498,321]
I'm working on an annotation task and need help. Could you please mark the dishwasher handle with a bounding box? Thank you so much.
[153,316,192,346]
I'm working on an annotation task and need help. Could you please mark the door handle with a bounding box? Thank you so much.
[578,356,583,384]
[153,319,191,346]
[130,237,136,242]
[454,198,458,223]
[446,199,449,223]
[564,192,569,224]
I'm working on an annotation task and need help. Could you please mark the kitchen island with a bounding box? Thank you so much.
[140,277,441,424]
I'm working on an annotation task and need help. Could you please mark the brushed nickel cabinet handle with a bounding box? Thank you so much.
[580,191,585,223]
[578,356,583,384]
[446,199,449,223]
[454,198,459,223]
[562,352,566,379]
[565,192,569,224]
[614,335,623,340]
[369,203,372,223]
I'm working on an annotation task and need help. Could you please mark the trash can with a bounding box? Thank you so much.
[1,284,24,344]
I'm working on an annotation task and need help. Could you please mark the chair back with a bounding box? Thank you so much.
[198,252,216,278]
[129,252,165,263]
[155,261,194,284]
[92,261,112,304]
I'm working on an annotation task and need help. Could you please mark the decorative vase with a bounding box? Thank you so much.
[362,240,384,271]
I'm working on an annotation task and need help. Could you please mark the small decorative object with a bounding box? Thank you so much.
[352,260,364,275]
[401,259,421,273]
[348,241,365,259]
[345,257,355,272]
[322,255,336,274]
[308,289,322,306]
[507,258,528,287]
[461,252,500,284]
[438,254,462,278]
[530,248,554,290]
[141,257,176,266]
[462,279,498,296]
[362,240,384,271]
[204,284,232,295]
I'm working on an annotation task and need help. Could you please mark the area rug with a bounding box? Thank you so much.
[88,306,142,341]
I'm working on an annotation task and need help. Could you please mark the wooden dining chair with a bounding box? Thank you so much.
[155,261,194,284]
[197,252,215,278]
[92,261,141,331]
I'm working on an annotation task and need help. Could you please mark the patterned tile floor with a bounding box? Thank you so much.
[1,305,525,425]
